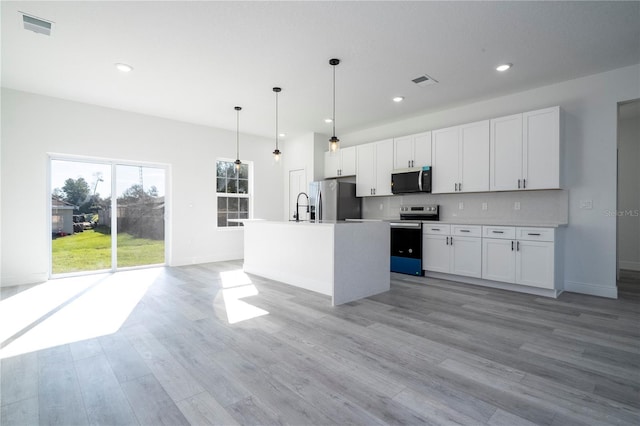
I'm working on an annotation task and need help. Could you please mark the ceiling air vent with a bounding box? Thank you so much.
[412,74,438,88]
[22,13,53,36]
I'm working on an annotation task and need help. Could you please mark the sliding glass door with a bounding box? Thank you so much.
[50,158,166,276]
[115,165,165,267]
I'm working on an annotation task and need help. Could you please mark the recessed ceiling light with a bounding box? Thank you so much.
[325,118,333,123]
[279,133,286,138]
[393,96,404,103]
[115,63,133,73]
[496,63,512,72]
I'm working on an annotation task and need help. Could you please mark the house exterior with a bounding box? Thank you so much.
[51,196,74,236]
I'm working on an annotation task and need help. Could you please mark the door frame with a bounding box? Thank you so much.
[48,153,171,278]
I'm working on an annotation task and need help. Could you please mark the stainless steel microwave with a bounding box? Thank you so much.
[391,167,432,194]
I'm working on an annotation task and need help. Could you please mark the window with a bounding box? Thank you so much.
[216,160,251,227]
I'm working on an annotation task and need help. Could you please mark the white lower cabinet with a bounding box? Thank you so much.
[423,234,450,273]
[451,236,482,278]
[423,225,482,278]
[516,240,555,288]
[482,238,516,283]
[482,226,556,289]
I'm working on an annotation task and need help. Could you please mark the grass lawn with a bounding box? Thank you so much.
[52,228,164,274]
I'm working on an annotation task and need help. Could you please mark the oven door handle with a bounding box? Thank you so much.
[390,222,422,229]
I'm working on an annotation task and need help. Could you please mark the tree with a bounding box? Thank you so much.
[119,184,159,202]
[61,177,90,208]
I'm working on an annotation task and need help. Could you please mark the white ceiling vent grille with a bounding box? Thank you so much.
[22,13,53,36]
[412,74,438,88]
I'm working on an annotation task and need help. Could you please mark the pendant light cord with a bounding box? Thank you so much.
[236,108,240,159]
[275,90,279,150]
[332,63,336,137]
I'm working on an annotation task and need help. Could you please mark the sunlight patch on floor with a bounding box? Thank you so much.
[0,268,160,359]
[0,275,99,344]
[220,269,268,324]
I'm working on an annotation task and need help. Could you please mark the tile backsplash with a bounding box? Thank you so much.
[362,189,568,225]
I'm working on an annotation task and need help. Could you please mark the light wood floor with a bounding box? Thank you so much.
[1,262,639,425]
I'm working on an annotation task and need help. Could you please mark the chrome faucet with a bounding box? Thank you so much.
[295,192,310,222]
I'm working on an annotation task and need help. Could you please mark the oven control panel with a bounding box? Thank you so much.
[399,204,439,221]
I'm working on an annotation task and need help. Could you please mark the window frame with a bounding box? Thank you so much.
[215,158,253,228]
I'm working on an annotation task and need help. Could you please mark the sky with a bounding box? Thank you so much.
[51,159,166,199]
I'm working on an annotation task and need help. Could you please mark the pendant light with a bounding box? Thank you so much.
[329,58,340,152]
[272,87,282,161]
[234,106,242,171]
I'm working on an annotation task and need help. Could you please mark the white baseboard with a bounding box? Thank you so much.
[170,255,243,267]
[619,261,640,272]
[0,272,48,288]
[564,280,618,299]
[422,271,562,298]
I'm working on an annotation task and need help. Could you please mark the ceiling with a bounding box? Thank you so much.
[2,1,639,141]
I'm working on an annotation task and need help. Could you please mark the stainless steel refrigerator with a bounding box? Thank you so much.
[309,180,362,222]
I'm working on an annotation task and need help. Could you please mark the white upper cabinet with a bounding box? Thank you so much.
[356,139,393,196]
[393,131,431,169]
[432,120,489,193]
[490,106,560,191]
[432,126,459,193]
[356,143,375,197]
[523,107,560,190]
[459,121,490,192]
[324,146,356,178]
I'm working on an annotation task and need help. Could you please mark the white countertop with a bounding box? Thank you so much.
[427,220,567,227]
[373,218,567,227]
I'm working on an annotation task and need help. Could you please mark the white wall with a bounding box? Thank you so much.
[341,64,640,299]
[617,106,640,271]
[281,132,327,221]
[1,88,283,286]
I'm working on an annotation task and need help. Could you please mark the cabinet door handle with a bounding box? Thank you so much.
[446,236,449,245]
[517,241,520,251]
[528,233,541,236]
[431,228,440,231]
[492,230,504,234]
[460,230,470,233]
[450,236,453,245]
[518,179,521,189]
[511,241,514,251]
[454,183,458,192]
[523,179,526,189]
[458,182,462,191]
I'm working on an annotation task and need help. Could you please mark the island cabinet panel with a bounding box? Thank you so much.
[393,131,431,169]
[243,221,390,306]
[490,106,560,191]
[356,139,393,196]
[432,120,489,193]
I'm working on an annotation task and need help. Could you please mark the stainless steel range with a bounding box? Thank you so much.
[390,205,439,276]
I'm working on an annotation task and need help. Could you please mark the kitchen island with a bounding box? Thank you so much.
[243,220,390,306]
